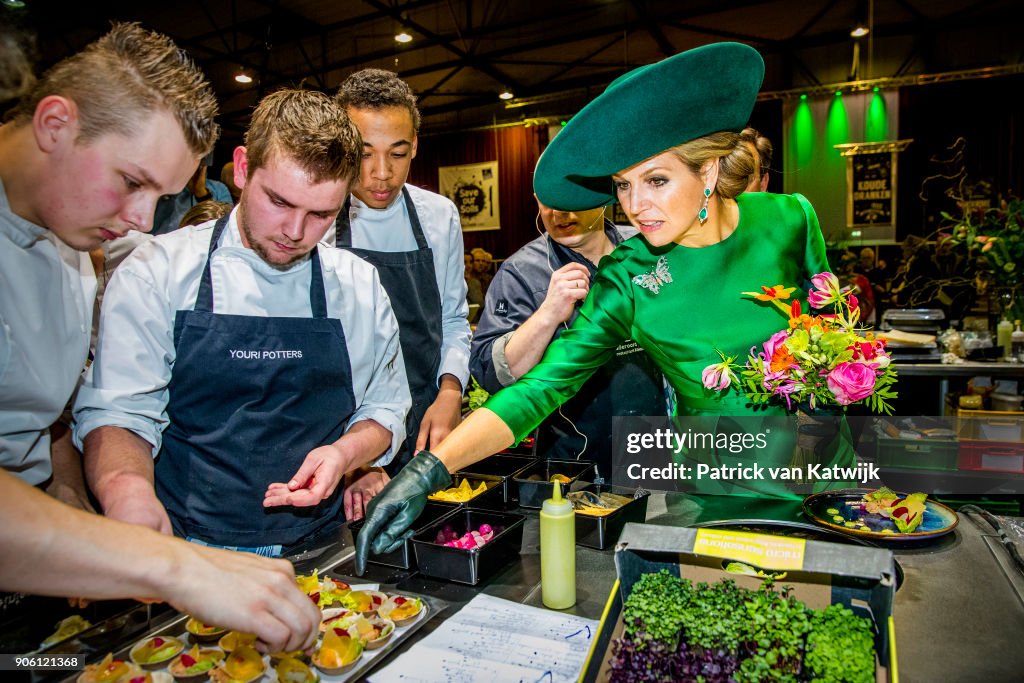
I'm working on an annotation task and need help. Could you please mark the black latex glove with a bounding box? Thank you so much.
[354,450,452,575]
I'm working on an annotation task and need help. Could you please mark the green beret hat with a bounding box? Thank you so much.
[534,42,765,211]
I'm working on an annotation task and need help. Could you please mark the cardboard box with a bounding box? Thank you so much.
[952,407,1024,442]
[579,523,898,682]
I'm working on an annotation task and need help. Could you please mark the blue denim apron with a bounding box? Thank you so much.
[336,187,442,472]
[155,215,356,552]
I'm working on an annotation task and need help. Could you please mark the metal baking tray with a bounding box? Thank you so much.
[60,580,446,683]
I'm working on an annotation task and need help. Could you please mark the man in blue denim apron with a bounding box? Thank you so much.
[331,69,471,476]
[75,90,411,557]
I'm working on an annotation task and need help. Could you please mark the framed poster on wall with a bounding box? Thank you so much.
[834,140,912,241]
[439,161,500,231]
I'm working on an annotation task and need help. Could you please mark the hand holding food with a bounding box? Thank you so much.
[161,543,320,654]
[264,444,348,508]
[354,450,452,575]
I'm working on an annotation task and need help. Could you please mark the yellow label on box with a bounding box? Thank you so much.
[693,529,806,571]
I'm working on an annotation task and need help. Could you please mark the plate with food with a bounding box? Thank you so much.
[803,487,959,541]
[295,571,352,609]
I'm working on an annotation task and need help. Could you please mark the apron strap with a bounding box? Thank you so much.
[402,186,429,250]
[194,215,230,313]
[194,214,328,319]
[333,186,429,251]
[334,196,354,248]
[308,247,327,319]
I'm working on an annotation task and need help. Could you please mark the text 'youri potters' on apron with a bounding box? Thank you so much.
[156,215,357,552]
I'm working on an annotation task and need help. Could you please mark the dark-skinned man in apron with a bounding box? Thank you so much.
[74,89,411,557]
[324,69,471,509]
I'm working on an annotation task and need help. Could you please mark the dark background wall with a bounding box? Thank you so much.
[404,74,1020,263]
[409,125,548,260]
[897,73,1023,241]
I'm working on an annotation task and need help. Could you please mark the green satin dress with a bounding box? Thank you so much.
[483,192,856,498]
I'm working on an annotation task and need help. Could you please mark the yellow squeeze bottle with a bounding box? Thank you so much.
[540,482,576,609]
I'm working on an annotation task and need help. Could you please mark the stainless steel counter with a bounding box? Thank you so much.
[334,493,1024,683]
[18,493,1024,683]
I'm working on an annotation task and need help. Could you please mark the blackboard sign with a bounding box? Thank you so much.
[850,151,894,226]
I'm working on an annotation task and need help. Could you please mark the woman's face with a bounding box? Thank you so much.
[612,151,707,247]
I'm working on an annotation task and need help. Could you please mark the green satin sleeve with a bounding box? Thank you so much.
[482,254,637,442]
[794,192,831,278]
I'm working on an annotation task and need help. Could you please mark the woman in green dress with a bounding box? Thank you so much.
[355,42,854,572]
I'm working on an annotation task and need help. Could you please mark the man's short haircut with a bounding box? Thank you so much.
[336,68,421,133]
[244,88,362,184]
[12,22,219,157]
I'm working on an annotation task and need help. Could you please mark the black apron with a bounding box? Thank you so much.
[336,187,443,472]
[155,215,357,552]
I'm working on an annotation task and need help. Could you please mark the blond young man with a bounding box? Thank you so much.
[0,22,321,653]
[75,89,410,556]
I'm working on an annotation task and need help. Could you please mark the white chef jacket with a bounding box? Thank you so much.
[73,208,411,464]
[0,179,96,484]
[323,184,471,390]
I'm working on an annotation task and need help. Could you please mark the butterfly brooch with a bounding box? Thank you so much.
[632,256,673,294]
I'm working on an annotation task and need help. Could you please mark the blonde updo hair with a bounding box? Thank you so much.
[669,131,758,200]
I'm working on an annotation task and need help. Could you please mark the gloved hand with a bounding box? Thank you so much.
[354,451,451,575]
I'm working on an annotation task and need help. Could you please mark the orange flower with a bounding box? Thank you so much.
[742,284,797,302]
[770,345,797,374]
[744,285,799,317]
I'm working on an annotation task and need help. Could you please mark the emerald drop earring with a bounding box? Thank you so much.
[698,187,711,224]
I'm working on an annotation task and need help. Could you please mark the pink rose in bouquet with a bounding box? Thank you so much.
[826,361,879,405]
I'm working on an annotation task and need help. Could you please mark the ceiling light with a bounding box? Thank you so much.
[1,0,26,8]
[499,90,514,100]
[235,71,253,84]
[850,26,869,38]
[395,32,413,43]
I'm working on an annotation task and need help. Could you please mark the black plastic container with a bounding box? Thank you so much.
[513,459,596,509]
[411,509,527,585]
[348,501,459,569]
[457,455,537,507]
[572,485,650,550]
[428,473,506,511]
